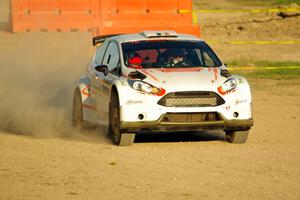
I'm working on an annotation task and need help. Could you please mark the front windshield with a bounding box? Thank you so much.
[122,40,222,69]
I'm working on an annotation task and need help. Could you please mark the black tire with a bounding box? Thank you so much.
[72,88,84,130]
[225,130,249,143]
[109,92,135,146]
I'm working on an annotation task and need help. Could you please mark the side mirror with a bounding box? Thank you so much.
[95,65,108,76]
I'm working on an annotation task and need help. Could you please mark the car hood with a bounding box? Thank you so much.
[136,67,226,92]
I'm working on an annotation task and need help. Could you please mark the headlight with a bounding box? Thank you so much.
[218,78,237,95]
[132,81,153,93]
[128,80,165,96]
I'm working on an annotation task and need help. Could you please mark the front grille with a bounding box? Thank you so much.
[157,91,225,107]
[161,112,221,123]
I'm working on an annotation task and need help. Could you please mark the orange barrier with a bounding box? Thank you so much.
[94,0,200,36]
[10,0,200,36]
[11,0,100,32]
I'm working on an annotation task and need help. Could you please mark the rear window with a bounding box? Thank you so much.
[122,40,222,69]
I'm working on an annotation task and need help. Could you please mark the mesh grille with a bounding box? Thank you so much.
[158,91,225,107]
[161,112,221,123]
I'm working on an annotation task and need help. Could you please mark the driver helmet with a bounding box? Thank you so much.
[128,52,142,68]
[165,49,187,64]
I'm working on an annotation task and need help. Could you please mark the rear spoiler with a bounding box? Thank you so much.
[92,34,122,46]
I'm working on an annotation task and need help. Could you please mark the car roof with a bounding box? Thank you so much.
[110,31,203,43]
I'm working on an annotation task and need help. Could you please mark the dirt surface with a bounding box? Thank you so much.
[1,0,300,199]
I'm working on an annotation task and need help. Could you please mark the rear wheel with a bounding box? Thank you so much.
[109,92,135,146]
[72,88,83,130]
[225,130,249,143]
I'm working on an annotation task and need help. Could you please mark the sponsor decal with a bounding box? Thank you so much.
[235,99,247,105]
[126,100,143,105]
[82,85,91,97]
[82,85,96,97]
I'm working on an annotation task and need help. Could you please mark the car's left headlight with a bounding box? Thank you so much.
[128,80,165,96]
[218,78,237,95]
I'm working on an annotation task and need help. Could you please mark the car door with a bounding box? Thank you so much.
[99,41,122,120]
[88,40,109,124]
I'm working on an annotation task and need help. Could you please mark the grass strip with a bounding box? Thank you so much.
[226,60,300,79]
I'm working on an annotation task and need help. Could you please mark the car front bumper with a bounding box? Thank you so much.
[120,112,253,133]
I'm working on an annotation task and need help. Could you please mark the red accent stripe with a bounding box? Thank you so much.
[218,86,226,95]
[213,68,218,81]
[155,88,166,96]
[218,87,237,95]
[155,67,204,73]
[82,104,96,111]
[140,69,159,82]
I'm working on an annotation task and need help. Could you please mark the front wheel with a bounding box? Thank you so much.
[225,130,249,143]
[109,92,135,146]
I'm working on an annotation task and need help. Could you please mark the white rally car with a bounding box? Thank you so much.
[72,31,253,146]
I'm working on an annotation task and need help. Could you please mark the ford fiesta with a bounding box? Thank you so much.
[72,30,253,146]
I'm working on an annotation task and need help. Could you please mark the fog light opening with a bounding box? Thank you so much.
[162,117,170,122]
[138,114,144,120]
[233,112,239,118]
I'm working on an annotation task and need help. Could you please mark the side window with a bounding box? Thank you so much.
[102,42,120,72]
[195,49,204,66]
[203,52,215,67]
[94,41,108,65]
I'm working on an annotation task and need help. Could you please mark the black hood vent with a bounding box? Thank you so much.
[127,70,147,80]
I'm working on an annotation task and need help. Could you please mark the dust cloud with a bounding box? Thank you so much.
[0,32,93,137]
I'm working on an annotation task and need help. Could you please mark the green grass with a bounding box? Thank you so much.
[236,69,300,79]
[194,0,300,8]
[227,60,300,79]
[229,0,300,6]
[227,60,300,68]
[275,0,300,4]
